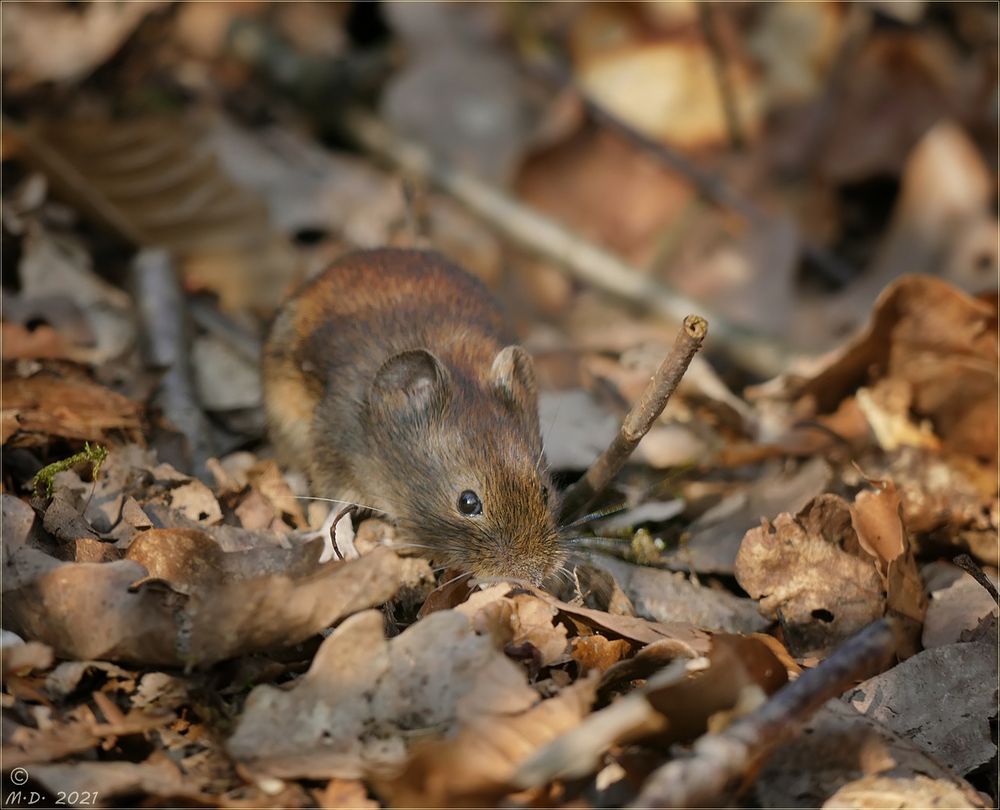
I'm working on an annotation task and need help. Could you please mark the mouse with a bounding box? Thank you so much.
[262,248,562,584]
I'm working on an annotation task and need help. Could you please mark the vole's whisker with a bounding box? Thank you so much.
[437,570,475,590]
[291,495,389,514]
[559,501,628,531]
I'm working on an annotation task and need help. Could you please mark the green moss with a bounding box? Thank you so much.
[32,442,109,499]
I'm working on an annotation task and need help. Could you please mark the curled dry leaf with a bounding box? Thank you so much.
[849,478,926,655]
[3,539,402,667]
[540,590,711,657]
[846,642,997,777]
[736,477,925,658]
[735,494,885,657]
[227,609,538,780]
[456,586,570,668]
[752,275,998,466]
[374,673,600,808]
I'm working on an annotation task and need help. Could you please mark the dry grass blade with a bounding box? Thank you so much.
[9,115,299,310]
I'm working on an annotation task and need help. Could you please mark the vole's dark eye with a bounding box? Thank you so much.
[457,490,483,516]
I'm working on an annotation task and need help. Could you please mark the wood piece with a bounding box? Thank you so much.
[559,316,708,523]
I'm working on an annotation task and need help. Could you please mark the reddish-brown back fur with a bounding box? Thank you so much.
[262,249,561,583]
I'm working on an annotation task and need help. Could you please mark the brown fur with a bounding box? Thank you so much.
[262,249,561,583]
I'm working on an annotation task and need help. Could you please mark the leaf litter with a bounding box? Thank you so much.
[1,3,996,807]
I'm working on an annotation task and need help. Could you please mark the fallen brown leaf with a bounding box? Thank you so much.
[846,641,997,777]
[374,673,600,807]
[2,372,142,446]
[755,699,988,808]
[735,494,885,657]
[227,609,538,780]
[849,478,926,656]
[4,540,402,667]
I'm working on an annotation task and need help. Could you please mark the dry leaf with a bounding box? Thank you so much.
[735,494,885,657]
[753,275,998,465]
[227,609,538,780]
[14,222,136,363]
[2,372,142,446]
[374,674,600,807]
[849,478,926,656]
[922,564,999,648]
[755,699,987,808]
[845,122,994,313]
[665,456,831,575]
[846,642,997,777]
[4,540,402,667]
[512,634,786,789]
[24,758,201,805]
[457,587,571,668]
[824,774,984,809]
[590,554,768,634]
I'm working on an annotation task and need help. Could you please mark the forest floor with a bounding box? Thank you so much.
[1,3,997,808]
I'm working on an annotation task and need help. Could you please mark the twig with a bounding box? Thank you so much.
[631,618,901,808]
[697,2,744,150]
[559,316,707,523]
[954,554,1000,606]
[340,108,790,377]
[130,248,214,480]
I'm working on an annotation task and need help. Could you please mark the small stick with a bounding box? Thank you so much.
[559,315,707,523]
[953,553,999,606]
[697,2,744,150]
[631,618,901,808]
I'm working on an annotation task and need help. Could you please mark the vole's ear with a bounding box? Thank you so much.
[491,345,538,412]
[369,349,450,417]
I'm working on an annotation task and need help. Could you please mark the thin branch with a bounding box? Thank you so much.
[697,2,744,150]
[631,618,901,808]
[559,316,708,523]
[340,108,790,377]
[953,553,1000,606]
